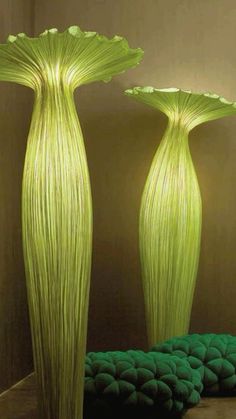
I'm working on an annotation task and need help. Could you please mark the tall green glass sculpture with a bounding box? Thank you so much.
[0,28,143,419]
[125,87,236,347]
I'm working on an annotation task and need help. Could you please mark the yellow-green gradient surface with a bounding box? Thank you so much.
[126,87,236,346]
[0,27,143,419]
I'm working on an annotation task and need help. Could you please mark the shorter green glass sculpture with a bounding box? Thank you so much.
[125,86,236,346]
[84,349,202,418]
[152,333,236,395]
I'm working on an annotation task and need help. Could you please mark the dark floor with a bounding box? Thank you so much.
[0,374,236,419]
[0,374,37,419]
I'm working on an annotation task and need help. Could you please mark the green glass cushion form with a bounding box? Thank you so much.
[125,86,236,346]
[152,333,236,395]
[84,350,202,418]
[0,28,143,419]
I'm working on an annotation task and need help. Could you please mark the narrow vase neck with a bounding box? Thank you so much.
[31,83,79,139]
[35,82,74,105]
[162,117,190,147]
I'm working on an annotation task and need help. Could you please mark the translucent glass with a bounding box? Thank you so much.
[126,86,236,346]
[0,27,143,419]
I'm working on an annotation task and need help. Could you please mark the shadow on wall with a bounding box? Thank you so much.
[190,118,236,335]
[0,83,34,392]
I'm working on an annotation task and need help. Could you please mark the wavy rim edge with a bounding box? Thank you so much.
[125,86,236,107]
[6,25,143,52]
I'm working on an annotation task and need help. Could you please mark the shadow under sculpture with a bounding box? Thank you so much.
[125,87,236,347]
[0,27,143,419]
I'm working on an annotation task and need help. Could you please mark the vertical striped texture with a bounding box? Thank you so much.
[22,84,92,419]
[0,27,143,419]
[125,87,236,347]
[140,119,201,345]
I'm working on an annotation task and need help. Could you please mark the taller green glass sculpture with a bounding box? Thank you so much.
[125,87,236,347]
[0,28,143,419]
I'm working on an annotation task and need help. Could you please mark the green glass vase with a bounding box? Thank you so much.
[125,86,236,347]
[0,27,143,419]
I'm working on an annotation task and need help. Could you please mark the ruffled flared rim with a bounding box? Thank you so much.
[0,26,144,89]
[125,86,236,130]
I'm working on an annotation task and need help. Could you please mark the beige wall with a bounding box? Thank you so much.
[0,1,34,392]
[2,0,236,392]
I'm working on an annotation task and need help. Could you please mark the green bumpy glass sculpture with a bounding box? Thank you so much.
[152,333,236,396]
[125,87,236,347]
[84,349,202,418]
[0,27,143,419]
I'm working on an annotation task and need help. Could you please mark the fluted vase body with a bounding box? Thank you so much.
[125,86,236,347]
[140,118,201,345]
[22,82,92,419]
[0,27,143,419]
